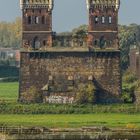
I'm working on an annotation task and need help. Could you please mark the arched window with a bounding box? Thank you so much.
[43,40,46,46]
[28,16,32,24]
[33,37,40,50]
[109,16,112,24]
[95,16,98,24]
[35,16,39,24]
[99,36,106,49]
[94,40,98,46]
[102,16,105,24]
[42,16,45,24]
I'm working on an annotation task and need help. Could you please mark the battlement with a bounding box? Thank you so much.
[86,0,120,10]
[20,0,54,10]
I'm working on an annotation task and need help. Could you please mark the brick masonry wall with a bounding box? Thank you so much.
[19,51,121,103]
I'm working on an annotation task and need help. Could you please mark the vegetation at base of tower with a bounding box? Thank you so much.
[20,86,43,104]
[1,82,140,114]
[75,83,96,104]
[122,70,140,103]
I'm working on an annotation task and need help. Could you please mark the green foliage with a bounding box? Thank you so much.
[119,24,140,70]
[122,71,139,103]
[0,17,21,48]
[75,83,96,104]
[20,86,43,104]
[72,25,87,39]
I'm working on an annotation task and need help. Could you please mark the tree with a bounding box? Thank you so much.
[0,17,21,48]
[122,70,139,103]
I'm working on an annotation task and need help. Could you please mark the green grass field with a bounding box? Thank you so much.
[0,114,140,128]
[0,82,18,101]
[0,82,140,128]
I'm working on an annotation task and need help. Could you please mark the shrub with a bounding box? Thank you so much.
[20,86,43,104]
[122,70,139,103]
[75,83,96,104]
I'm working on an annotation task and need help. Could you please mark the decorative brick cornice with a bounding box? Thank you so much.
[20,0,54,11]
[86,0,120,10]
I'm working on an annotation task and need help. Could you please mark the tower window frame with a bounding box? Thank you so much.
[94,40,98,46]
[35,16,39,24]
[94,16,99,24]
[43,40,46,46]
[102,16,105,24]
[42,16,45,24]
[109,16,112,24]
[27,16,32,24]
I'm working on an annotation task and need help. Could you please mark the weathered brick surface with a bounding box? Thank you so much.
[19,0,121,104]
[20,51,121,103]
[22,8,53,48]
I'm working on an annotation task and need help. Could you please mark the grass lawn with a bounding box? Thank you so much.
[0,82,18,101]
[0,114,140,128]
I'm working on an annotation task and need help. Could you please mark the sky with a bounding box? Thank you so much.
[0,0,140,32]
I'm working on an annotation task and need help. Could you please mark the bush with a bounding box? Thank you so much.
[75,83,96,104]
[122,70,140,103]
[20,86,43,104]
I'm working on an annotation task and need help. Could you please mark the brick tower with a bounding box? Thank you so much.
[85,0,122,102]
[20,0,54,50]
[19,0,54,97]
[86,0,120,49]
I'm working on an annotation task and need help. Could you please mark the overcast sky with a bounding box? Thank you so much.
[0,0,140,32]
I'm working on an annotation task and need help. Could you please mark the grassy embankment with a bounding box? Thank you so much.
[0,82,140,128]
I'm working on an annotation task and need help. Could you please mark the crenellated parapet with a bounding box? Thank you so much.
[20,0,54,11]
[86,0,120,10]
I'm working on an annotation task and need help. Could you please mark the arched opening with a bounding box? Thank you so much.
[109,16,112,24]
[33,37,40,50]
[43,40,46,46]
[99,36,106,49]
[28,16,32,24]
[102,16,105,24]
[94,40,98,46]
[95,16,99,24]
[35,16,39,24]
[42,16,45,24]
